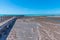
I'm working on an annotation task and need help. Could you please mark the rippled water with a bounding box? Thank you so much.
[47,18,60,22]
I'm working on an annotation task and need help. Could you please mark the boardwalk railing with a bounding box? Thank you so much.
[0,16,13,23]
[0,17,17,37]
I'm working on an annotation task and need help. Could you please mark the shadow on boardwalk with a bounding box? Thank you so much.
[0,19,16,40]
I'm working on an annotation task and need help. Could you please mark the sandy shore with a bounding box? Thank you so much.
[21,17,60,40]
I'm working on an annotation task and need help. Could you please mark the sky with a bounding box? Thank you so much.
[0,0,60,15]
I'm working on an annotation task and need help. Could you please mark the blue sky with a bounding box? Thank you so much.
[0,0,60,15]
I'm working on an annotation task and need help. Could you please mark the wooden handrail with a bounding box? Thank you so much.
[0,17,17,36]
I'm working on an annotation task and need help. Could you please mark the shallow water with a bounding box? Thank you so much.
[47,18,60,22]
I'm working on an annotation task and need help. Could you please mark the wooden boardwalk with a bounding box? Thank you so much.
[7,19,39,40]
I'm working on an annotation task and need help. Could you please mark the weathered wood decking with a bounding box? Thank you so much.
[7,19,40,40]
